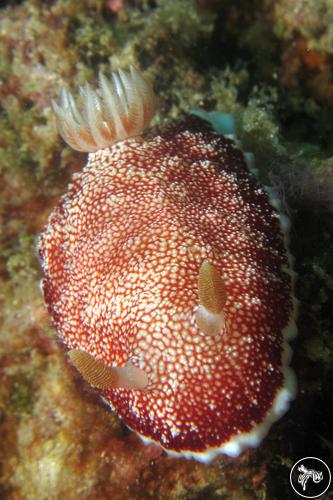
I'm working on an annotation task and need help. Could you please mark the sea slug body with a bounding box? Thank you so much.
[39,65,297,462]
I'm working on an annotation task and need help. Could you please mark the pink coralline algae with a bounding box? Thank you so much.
[39,66,297,462]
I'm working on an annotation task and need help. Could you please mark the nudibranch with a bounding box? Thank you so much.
[39,65,297,462]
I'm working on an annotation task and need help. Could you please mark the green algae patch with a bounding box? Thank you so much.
[7,373,36,418]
